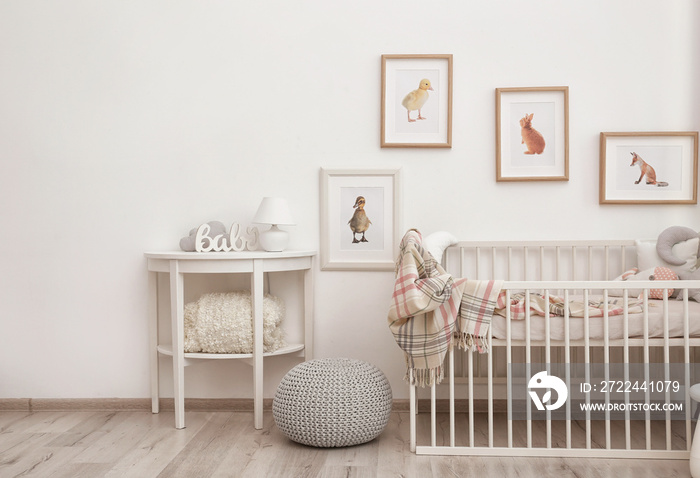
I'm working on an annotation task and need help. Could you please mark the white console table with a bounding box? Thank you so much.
[145,250,315,429]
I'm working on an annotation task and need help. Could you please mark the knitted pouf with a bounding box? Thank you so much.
[273,358,393,447]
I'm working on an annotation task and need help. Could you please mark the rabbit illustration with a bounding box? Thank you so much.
[519,113,545,155]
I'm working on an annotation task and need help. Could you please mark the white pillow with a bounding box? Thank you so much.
[635,237,699,275]
[423,231,458,262]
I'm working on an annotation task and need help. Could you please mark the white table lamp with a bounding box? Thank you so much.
[253,197,295,252]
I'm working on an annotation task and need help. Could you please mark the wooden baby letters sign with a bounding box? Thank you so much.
[195,223,259,252]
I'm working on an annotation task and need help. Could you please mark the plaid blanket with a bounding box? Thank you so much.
[495,292,645,320]
[388,230,502,387]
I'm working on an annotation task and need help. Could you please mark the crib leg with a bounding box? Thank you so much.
[691,384,700,477]
[691,422,700,477]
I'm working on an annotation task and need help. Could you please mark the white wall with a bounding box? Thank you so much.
[1,1,698,400]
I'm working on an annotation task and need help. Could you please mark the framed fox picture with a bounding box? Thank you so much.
[600,132,699,204]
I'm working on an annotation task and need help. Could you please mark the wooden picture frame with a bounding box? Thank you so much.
[496,86,569,181]
[320,168,401,271]
[599,131,698,204]
[381,54,452,148]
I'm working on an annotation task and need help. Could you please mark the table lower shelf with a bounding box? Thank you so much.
[156,343,304,361]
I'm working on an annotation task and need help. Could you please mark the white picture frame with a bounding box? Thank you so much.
[496,86,569,181]
[320,168,401,271]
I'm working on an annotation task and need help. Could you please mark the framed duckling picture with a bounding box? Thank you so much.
[381,54,452,148]
[496,86,569,181]
[320,168,401,270]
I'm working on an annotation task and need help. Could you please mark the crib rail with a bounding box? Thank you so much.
[411,241,700,459]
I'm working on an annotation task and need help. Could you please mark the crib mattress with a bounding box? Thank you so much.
[490,296,700,341]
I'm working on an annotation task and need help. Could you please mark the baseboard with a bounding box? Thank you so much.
[0,398,503,413]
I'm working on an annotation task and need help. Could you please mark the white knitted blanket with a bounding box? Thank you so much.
[184,291,287,354]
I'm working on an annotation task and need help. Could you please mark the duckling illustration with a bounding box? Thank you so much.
[348,196,372,243]
[401,78,433,122]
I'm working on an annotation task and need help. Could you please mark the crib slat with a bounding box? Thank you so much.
[643,290,651,451]
[410,383,416,452]
[474,246,480,279]
[524,247,528,281]
[431,383,436,447]
[449,347,455,448]
[624,294,631,450]
[507,247,512,281]
[564,289,571,449]
[506,288,513,449]
[468,348,474,447]
[525,289,532,450]
[603,289,611,450]
[584,289,591,450]
[491,247,496,280]
[663,293,671,451]
[587,247,592,280]
[488,327,494,448]
[544,289,552,449]
[556,246,561,281]
[684,289,692,452]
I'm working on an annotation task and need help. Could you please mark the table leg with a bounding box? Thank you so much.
[252,259,264,429]
[148,270,160,413]
[304,263,314,360]
[170,260,186,429]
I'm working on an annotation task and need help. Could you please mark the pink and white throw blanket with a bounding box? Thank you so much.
[495,292,645,320]
[388,230,502,387]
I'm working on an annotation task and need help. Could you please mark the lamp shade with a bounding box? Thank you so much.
[253,197,295,226]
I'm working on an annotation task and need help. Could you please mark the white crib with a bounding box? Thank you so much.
[410,239,700,459]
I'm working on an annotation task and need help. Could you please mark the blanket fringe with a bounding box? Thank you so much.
[403,334,491,388]
[405,365,444,387]
[456,332,491,354]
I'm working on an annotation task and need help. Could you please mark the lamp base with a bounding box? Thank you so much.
[259,225,289,252]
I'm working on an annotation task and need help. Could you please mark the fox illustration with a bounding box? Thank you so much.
[630,152,668,187]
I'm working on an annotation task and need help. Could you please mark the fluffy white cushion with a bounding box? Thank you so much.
[635,237,699,275]
[423,231,458,262]
[184,291,286,354]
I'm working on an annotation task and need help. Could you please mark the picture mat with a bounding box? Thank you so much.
[327,175,394,264]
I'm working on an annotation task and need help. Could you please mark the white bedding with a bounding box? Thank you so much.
[490,296,700,341]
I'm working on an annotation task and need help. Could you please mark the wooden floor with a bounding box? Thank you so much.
[0,409,693,477]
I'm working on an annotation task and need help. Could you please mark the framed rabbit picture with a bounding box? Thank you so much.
[496,86,569,181]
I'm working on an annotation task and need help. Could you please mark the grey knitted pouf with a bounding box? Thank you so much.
[273,358,393,447]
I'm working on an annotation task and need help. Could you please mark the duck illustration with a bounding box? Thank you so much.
[348,196,371,243]
[401,78,433,122]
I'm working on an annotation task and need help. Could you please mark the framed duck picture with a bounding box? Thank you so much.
[381,54,452,148]
[320,168,401,270]
[496,86,569,181]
